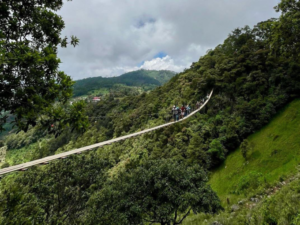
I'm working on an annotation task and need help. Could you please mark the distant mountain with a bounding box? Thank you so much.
[73,70,176,97]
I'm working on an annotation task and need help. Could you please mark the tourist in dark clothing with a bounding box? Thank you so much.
[175,107,180,121]
[172,105,177,121]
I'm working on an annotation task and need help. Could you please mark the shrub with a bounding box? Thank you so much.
[234,171,266,194]
[240,139,249,160]
[1,162,10,169]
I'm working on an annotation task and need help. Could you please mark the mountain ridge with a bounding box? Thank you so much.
[73,69,176,97]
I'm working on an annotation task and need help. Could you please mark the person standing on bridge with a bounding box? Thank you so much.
[196,101,200,109]
[172,105,177,121]
[175,106,180,121]
[186,104,191,115]
[180,105,185,119]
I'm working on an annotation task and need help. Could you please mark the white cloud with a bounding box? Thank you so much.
[90,55,185,78]
[57,0,280,80]
[140,55,184,72]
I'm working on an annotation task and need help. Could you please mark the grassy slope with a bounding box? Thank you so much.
[183,98,300,224]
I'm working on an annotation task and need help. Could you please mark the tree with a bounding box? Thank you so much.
[208,138,226,165]
[241,139,249,160]
[272,0,300,96]
[0,0,88,134]
[87,159,222,225]
[273,0,300,59]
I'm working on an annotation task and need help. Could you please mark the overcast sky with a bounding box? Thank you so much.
[58,0,280,80]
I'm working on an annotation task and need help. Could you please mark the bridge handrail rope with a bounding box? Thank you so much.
[0,90,213,176]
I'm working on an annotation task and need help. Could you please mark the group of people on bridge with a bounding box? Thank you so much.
[171,95,209,121]
[172,104,191,121]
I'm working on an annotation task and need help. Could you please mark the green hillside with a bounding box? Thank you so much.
[183,98,300,224]
[73,70,176,97]
[210,99,300,203]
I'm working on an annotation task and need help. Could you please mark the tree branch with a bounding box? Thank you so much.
[176,207,192,225]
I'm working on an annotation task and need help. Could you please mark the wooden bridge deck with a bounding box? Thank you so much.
[0,90,213,176]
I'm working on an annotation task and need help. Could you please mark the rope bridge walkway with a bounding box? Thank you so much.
[0,90,213,176]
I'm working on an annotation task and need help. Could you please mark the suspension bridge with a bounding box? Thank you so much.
[0,90,213,176]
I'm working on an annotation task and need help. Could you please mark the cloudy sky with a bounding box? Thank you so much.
[58,0,280,80]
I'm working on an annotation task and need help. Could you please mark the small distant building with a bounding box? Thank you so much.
[92,97,101,102]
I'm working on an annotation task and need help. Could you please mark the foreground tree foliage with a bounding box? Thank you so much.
[0,0,88,134]
[0,153,111,224]
[87,160,222,225]
[0,159,221,225]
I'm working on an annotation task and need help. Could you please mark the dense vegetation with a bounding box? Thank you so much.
[210,99,300,203]
[183,98,300,224]
[0,0,88,133]
[1,0,300,224]
[72,70,176,97]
